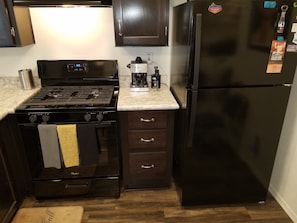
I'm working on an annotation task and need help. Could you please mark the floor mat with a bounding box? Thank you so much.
[11,206,84,223]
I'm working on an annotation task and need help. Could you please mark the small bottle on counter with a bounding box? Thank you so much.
[151,66,161,89]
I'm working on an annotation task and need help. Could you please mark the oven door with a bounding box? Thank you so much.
[18,119,120,198]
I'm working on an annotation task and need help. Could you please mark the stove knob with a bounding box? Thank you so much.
[84,113,92,122]
[29,114,37,123]
[42,114,50,123]
[96,112,103,122]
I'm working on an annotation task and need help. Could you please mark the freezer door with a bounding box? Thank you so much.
[189,0,297,87]
[181,86,291,205]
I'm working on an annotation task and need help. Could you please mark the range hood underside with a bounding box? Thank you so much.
[13,0,112,7]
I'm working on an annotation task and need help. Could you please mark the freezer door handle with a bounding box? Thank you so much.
[191,14,202,90]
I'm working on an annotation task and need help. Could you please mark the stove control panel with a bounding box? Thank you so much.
[17,110,116,124]
[84,112,104,122]
[67,63,89,72]
[28,113,50,123]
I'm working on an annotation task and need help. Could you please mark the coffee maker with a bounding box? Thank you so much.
[127,57,149,92]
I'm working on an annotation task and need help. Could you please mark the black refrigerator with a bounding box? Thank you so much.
[170,0,297,206]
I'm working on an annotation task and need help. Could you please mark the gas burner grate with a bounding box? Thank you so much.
[24,85,114,106]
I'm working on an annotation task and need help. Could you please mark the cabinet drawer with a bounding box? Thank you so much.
[129,152,166,177]
[127,111,167,129]
[128,130,167,149]
[34,178,120,199]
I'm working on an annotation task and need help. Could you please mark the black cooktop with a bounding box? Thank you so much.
[16,60,119,111]
[22,85,114,107]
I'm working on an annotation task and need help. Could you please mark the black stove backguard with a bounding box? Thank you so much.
[37,60,119,87]
[15,60,121,199]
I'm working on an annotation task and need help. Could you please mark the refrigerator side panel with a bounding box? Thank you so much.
[181,86,291,205]
[170,3,192,200]
[170,3,194,107]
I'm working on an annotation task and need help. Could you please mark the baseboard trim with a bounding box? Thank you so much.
[269,185,297,222]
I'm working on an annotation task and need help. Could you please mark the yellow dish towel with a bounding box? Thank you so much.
[57,124,79,168]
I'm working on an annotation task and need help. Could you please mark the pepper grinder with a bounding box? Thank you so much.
[151,66,161,89]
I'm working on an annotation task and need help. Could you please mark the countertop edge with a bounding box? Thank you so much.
[1,79,179,120]
[0,77,41,120]
[117,85,179,111]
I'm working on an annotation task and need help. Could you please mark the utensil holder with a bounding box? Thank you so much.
[19,69,34,90]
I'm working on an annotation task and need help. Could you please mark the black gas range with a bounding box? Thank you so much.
[15,60,121,199]
[16,60,119,121]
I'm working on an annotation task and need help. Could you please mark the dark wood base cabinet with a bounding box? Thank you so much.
[0,115,28,223]
[119,110,174,189]
[0,147,17,223]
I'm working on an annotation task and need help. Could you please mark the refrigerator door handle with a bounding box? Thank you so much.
[191,14,202,90]
[187,90,198,148]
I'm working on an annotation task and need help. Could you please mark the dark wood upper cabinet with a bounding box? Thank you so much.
[0,0,34,47]
[113,0,169,46]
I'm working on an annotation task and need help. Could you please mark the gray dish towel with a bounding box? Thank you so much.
[38,124,61,169]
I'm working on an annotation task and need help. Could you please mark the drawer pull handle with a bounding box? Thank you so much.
[141,164,155,169]
[141,137,155,143]
[118,19,123,37]
[140,117,155,123]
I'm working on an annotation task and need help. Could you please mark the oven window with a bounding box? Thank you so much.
[19,122,119,180]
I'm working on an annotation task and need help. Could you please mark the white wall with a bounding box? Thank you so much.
[0,7,171,86]
[269,67,297,222]
[0,1,296,221]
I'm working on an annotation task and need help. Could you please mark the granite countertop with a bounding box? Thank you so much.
[0,78,179,120]
[0,77,40,120]
[117,85,179,111]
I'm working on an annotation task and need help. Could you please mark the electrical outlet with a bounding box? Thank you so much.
[145,52,153,64]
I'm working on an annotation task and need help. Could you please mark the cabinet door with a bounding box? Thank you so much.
[0,0,34,47]
[113,0,169,46]
[0,0,14,46]
[0,148,16,223]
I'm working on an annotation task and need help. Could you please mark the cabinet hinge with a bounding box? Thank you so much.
[165,26,168,36]
[10,27,16,37]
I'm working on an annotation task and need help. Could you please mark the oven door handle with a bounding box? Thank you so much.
[65,183,89,189]
[92,121,115,127]
[19,123,38,127]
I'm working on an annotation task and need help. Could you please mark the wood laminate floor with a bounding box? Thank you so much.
[19,185,293,223]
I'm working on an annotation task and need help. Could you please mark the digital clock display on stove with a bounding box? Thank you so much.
[67,63,89,72]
